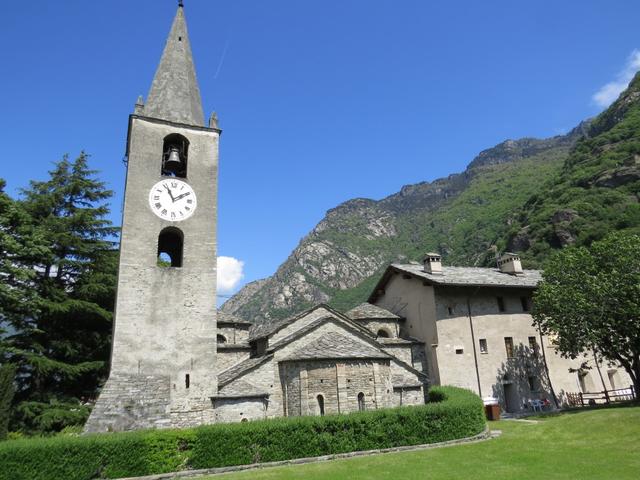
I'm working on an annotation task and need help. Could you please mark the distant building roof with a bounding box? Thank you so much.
[377,337,420,346]
[217,311,252,327]
[369,263,541,302]
[217,342,251,351]
[218,355,272,387]
[345,303,401,321]
[248,304,371,341]
[391,375,423,389]
[282,331,391,361]
[214,379,268,399]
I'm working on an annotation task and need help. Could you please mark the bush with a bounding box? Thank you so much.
[0,386,484,480]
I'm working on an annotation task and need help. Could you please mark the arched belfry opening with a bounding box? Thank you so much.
[161,134,189,178]
[157,227,184,267]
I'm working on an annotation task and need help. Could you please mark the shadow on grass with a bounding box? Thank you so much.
[531,400,639,419]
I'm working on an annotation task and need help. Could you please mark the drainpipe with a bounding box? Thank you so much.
[466,293,482,398]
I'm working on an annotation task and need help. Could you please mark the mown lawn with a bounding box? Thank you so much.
[208,405,640,480]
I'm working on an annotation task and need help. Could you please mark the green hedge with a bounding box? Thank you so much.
[0,386,484,480]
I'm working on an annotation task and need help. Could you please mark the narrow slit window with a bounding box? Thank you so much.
[317,394,325,416]
[185,374,190,389]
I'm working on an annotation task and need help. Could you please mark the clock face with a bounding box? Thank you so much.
[148,179,197,222]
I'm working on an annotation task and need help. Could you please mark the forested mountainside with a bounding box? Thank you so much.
[504,73,640,263]
[222,127,584,322]
[222,73,640,324]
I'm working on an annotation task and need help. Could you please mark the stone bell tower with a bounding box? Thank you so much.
[85,3,219,432]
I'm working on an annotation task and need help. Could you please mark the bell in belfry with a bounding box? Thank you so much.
[164,146,182,172]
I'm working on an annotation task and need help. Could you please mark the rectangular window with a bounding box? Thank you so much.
[521,296,530,311]
[497,297,505,312]
[447,306,454,315]
[479,338,488,354]
[528,336,538,352]
[504,337,514,358]
[528,376,538,392]
[455,348,464,355]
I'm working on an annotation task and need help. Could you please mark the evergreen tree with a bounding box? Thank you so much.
[1,154,118,434]
[0,178,45,335]
[0,364,16,440]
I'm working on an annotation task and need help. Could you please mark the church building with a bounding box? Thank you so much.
[85,4,632,433]
[85,4,427,433]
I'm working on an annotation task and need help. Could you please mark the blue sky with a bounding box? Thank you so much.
[1,0,639,298]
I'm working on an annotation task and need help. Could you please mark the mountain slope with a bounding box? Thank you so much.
[222,126,584,323]
[503,73,640,264]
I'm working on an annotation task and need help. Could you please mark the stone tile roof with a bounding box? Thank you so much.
[249,304,371,341]
[144,6,205,126]
[388,263,542,288]
[282,332,391,361]
[218,354,272,387]
[214,379,268,399]
[217,311,252,326]
[248,308,310,341]
[217,342,251,351]
[377,338,417,345]
[391,375,423,388]
[266,315,375,354]
[345,303,401,320]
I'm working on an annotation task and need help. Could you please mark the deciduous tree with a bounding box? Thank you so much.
[533,231,640,396]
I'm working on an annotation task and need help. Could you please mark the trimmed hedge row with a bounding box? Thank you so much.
[0,386,485,480]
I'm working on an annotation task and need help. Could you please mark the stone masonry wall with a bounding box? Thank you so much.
[217,349,250,372]
[213,398,267,423]
[281,360,394,417]
[356,319,400,338]
[381,344,412,365]
[84,374,171,433]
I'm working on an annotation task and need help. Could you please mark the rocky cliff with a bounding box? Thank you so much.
[223,74,640,324]
[222,126,584,323]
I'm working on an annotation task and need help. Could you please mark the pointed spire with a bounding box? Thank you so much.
[144,5,205,126]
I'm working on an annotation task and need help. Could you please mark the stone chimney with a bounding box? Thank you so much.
[423,252,443,275]
[497,253,523,275]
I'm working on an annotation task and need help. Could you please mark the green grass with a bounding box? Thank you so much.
[206,405,640,480]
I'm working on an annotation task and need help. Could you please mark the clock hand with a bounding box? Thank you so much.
[163,184,175,201]
[174,192,191,202]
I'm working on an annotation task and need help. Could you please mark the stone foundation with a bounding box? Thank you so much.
[84,374,173,433]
